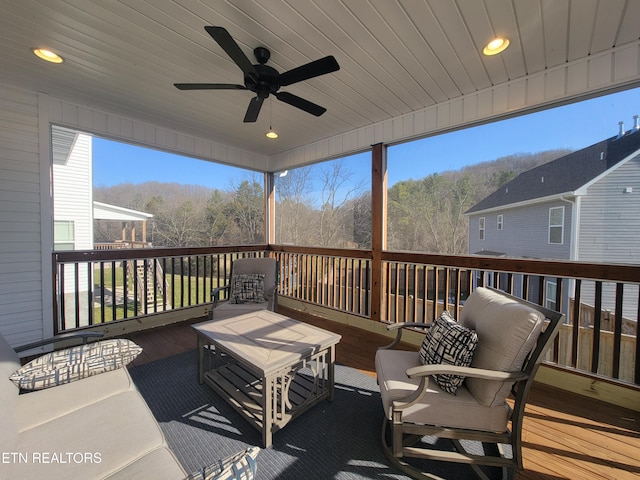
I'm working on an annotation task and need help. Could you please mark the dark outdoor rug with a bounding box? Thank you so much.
[129,350,512,480]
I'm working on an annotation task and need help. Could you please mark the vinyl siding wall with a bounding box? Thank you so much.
[578,155,640,321]
[52,132,93,251]
[468,200,573,260]
[0,86,45,344]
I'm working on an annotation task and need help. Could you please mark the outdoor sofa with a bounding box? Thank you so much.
[0,331,258,480]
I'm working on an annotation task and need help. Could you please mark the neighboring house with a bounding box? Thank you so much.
[51,126,154,328]
[465,121,640,332]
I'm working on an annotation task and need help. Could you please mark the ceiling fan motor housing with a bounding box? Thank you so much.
[246,63,280,98]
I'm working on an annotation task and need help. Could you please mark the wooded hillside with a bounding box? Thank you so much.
[94,149,571,252]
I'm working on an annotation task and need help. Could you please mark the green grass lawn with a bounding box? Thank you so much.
[93,266,221,322]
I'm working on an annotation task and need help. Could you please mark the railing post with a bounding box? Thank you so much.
[371,143,387,322]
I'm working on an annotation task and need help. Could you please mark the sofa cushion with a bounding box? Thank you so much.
[376,349,509,433]
[10,339,142,391]
[460,287,544,407]
[10,389,168,480]
[185,447,260,480]
[15,367,136,431]
[0,332,21,475]
[103,446,187,480]
[228,274,265,304]
[418,310,478,394]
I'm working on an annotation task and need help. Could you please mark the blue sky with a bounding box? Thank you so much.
[93,87,640,190]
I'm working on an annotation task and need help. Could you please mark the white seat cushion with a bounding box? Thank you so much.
[460,287,544,407]
[15,367,136,431]
[104,447,187,480]
[212,302,268,321]
[376,349,509,433]
[11,390,170,480]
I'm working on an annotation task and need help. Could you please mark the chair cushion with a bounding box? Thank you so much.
[460,287,544,407]
[10,339,142,391]
[212,302,268,321]
[375,349,509,433]
[185,447,260,480]
[418,311,478,394]
[231,258,277,302]
[229,274,266,304]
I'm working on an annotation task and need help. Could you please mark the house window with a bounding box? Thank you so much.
[497,214,503,230]
[545,281,557,310]
[479,217,485,240]
[548,207,564,244]
[54,220,75,251]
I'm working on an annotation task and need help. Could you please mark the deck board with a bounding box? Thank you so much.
[124,310,640,480]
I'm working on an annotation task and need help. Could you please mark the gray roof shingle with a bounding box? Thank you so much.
[466,128,640,214]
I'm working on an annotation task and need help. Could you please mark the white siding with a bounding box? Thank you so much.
[53,133,93,251]
[578,156,640,264]
[578,155,640,320]
[0,85,44,344]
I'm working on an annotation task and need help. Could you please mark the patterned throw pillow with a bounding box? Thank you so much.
[418,310,478,394]
[228,274,266,304]
[185,447,259,480]
[10,339,142,391]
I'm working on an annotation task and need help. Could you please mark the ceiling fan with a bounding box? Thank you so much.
[175,26,340,123]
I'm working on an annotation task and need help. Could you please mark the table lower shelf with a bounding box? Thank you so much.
[203,360,329,446]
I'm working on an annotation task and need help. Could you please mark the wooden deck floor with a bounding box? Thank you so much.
[126,309,640,480]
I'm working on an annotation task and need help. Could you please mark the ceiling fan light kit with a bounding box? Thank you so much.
[175,26,340,126]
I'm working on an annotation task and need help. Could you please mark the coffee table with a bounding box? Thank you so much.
[192,310,342,447]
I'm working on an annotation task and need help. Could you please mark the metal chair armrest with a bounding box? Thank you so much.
[14,331,104,353]
[380,322,432,350]
[211,284,231,308]
[406,364,529,382]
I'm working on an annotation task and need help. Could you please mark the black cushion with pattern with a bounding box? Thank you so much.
[228,273,266,304]
[418,310,479,394]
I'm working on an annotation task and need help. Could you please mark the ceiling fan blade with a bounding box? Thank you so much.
[205,26,258,82]
[278,56,340,87]
[275,91,327,117]
[244,96,264,122]
[174,83,246,90]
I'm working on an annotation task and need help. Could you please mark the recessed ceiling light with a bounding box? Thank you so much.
[33,48,64,63]
[483,38,510,56]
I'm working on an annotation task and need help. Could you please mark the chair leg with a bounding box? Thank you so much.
[451,439,509,480]
[381,418,447,480]
[381,418,512,480]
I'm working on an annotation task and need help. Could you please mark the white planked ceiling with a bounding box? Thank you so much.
[1,0,639,163]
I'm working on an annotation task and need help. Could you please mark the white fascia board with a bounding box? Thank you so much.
[464,192,579,216]
[93,201,154,220]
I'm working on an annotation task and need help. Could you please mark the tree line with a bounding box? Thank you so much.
[94,149,571,253]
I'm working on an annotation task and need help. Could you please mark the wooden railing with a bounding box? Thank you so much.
[54,246,268,331]
[54,245,639,386]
